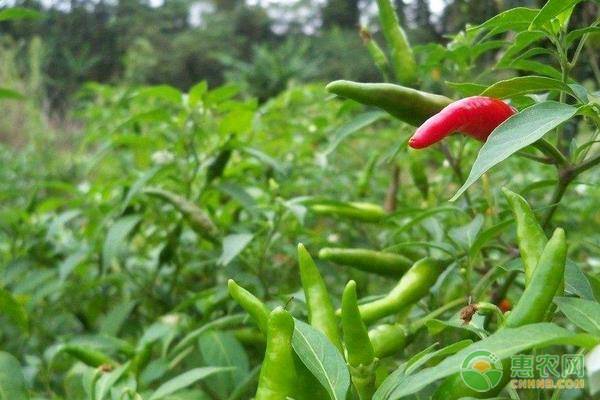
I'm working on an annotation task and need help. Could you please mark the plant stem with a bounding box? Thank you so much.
[532,139,569,166]
[409,297,465,332]
[542,169,573,228]
[571,152,600,176]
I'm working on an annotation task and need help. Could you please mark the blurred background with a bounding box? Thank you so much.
[1,0,553,116]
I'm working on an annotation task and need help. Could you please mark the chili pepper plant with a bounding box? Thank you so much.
[0,1,600,399]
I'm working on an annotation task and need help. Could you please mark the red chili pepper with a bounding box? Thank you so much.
[408,96,516,149]
[498,298,512,313]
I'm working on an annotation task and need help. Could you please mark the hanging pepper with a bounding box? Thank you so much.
[342,281,377,400]
[408,96,516,149]
[309,201,387,223]
[357,258,445,324]
[255,307,298,400]
[375,0,417,84]
[433,228,567,399]
[501,188,547,284]
[298,243,343,351]
[326,80,452,127]
[319,247,413,278]
[504,228,567,328]
[368,323,408,358]
[228,279,270,335]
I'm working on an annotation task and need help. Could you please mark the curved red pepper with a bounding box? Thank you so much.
[408,96,516,149]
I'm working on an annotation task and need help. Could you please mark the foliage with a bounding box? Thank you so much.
[0,1,600,400]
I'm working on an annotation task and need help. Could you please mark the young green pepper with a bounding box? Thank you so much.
[309,201,387,223]
[357,258,444,323]
[255,307,297,400]
[228,279,270,335]
[342,281,377,399]
[326,80,452,127]
[375,0,416,84]
[298,243,343,351]
[504,228,567,328]
[501,188,547,284]
[433,228,567,399]
[368,322,408,358]
[144,187,219,243]
[359,27,390,81]
[319,247,413,278]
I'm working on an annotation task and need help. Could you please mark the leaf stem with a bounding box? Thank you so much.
[532,139,569,166]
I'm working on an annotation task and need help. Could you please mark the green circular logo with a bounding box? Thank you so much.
[460,350,504,392]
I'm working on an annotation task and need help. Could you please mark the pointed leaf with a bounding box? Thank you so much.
[451,102,578,201]
[292,320,350,400]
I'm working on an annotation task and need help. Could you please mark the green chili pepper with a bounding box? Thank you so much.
[255,307,297,400]
[228,279,270,335]
[227,280,328,400]
[144,187,219,243]
[359,26,390,81]
[326,80,452,127]
[130,343,153,378]
[342,281,377,400]
[502,188,547,284]
[60,345,115,368]
[375,0,417,84]
[368,298,464,359]
[319,247,412,277]
[433,228,567,399]
[233,327,266,347]
[206,148,232,184]
[310,201,387,223]
[298,243,343,351]
[368,322,408,358]
[357,258,444,323]
[504,228,567,328]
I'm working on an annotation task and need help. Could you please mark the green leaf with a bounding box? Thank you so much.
[169,314,247,357]
[531,0,584,29]
[497,31,545,67]
[451,102,578,201]
[0,288,28,333]
[322,111,387,156]
[448,215,484,249]
[198,331,249,399]
[102,215,142,270]
[405,340,473,375]
[241,147,286,175]
[0,88,25,100]
[554,297,600,336]
[148,367,233,400]
[218,233,253,266]
[99,300,137,337]
[292,320,350,400]
[121,166,161,213]
[566,26,600,46]
[374,323,599,400]
[468,219,512,259]
[508,60,563,80]
[469,8,539,34]
[137,85,182,104]
[445,82,487,97]
[0,352,29,400]
[94,362,130,400]
[481,76,574,99]
[565,260,597,301]
[0,7,41,21]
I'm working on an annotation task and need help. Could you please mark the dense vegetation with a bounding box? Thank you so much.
[0,0,600,399]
